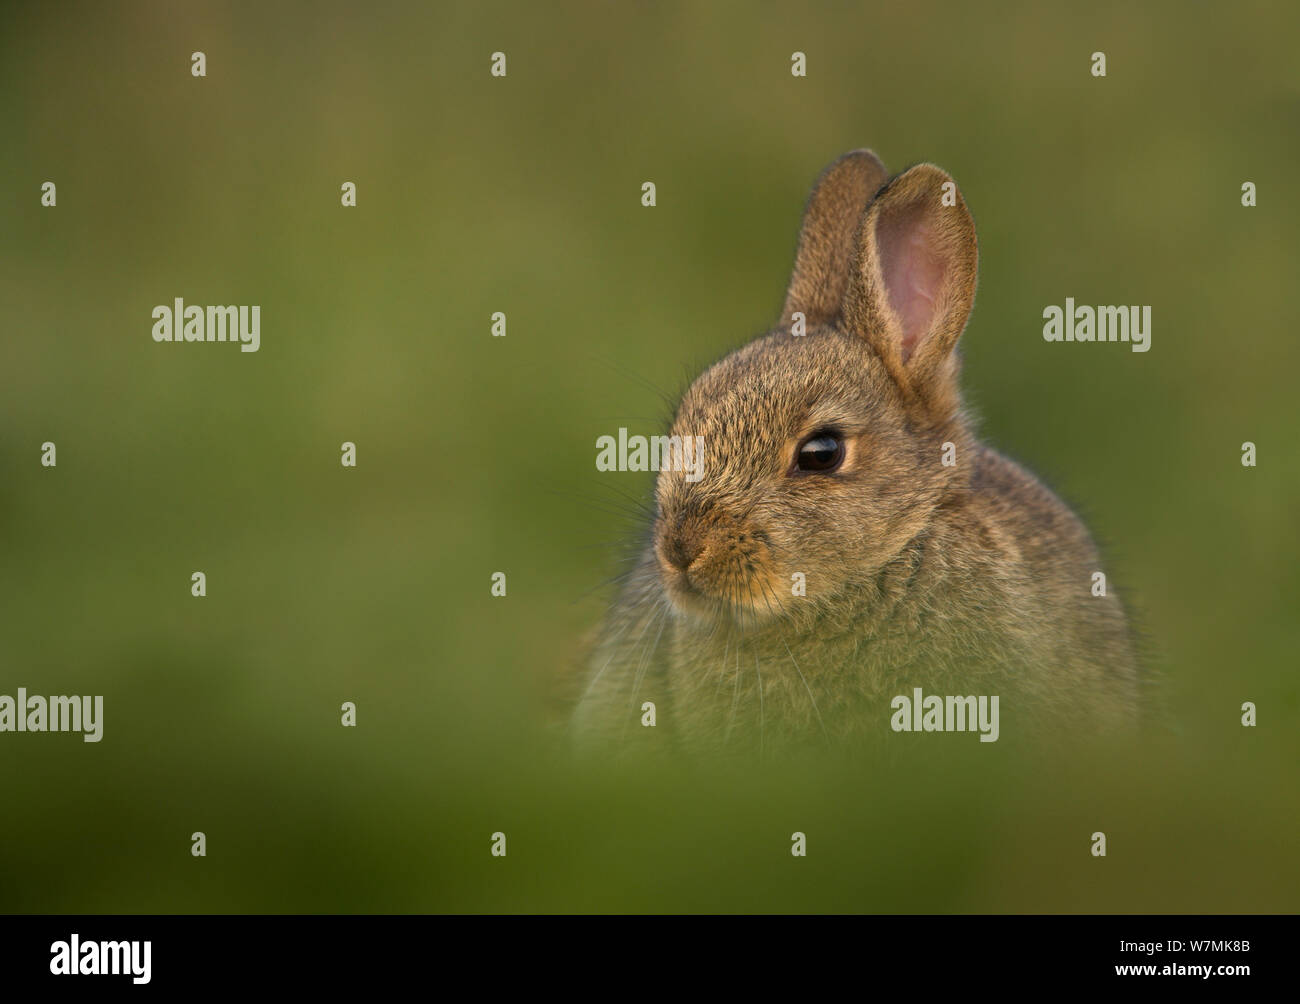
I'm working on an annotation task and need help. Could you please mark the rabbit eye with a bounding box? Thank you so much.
[795,432,845,473]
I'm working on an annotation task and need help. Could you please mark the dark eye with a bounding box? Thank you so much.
[796,432,845,473]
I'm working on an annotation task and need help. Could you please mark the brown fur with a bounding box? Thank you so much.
[573,151,1139,755]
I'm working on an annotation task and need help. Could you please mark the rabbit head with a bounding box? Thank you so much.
[651,151,981,628]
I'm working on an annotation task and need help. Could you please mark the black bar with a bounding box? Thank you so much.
[0,915,1286,990]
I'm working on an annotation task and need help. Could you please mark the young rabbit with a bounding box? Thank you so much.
[574,150,1140,755]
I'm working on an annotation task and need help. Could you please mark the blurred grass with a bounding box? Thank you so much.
[0,0,1296,912]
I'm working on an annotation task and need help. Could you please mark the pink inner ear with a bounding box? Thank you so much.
[877,211,948,363]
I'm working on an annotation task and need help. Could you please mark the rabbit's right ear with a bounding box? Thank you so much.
[780,149,889,329]
[841,163,978,421]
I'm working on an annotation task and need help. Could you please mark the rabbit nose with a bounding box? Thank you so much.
[661,511,709,572]
[663,529,704,572]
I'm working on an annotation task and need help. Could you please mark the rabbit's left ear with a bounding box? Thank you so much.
[841,164,978,418]
[780,149,889,329]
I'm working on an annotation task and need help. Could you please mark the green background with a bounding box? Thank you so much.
[1,0,1296,912]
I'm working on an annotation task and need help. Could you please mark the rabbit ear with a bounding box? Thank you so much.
[780,149,889,329]
[842,163,978,417]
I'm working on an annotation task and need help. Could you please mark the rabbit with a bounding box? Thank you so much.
[573,149,1140,756]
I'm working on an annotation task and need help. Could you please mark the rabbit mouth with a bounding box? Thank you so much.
[654,509,788,624]
[656,550,787,626]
